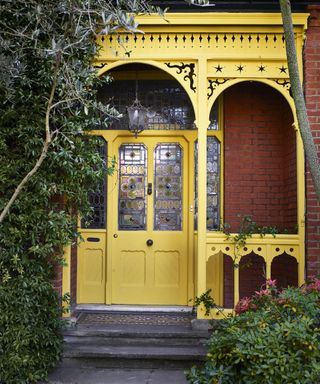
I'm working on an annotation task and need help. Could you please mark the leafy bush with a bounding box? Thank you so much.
[187,278,320,384]
[0,273,64,384]
[0,0,158,382]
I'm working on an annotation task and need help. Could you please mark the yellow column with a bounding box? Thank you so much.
[62,244,71,317]
[266,244,272,280]
[233,263,239,308]
[197,58,209,318]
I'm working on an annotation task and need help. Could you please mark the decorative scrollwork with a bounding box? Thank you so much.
[93,63,107,69]
[165,62,196,92]
[274,79,291,95]
[207,79,230,99]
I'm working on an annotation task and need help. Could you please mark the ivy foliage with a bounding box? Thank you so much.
[0,0,159,382]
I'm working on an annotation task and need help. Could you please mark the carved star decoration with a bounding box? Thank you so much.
[214,64,223,73]
[236,64,245,73]
[279,65,287,73]
[258,64,266,72]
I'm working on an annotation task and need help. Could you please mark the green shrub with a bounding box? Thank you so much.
[187,278,320,384]
[0,273,64,384]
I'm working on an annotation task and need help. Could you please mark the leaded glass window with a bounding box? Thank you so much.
[194,137,221,230]
[98,80,195,130]
[154,144,183,231]
[118,144,147,230]
[81,138,107,229]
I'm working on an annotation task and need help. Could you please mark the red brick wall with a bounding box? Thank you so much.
[239,253,266,299]
[53,263,63,298]
[224,82,297,232]
[223,255,234,308]
[271,254,298,289]
[305,6,320,278]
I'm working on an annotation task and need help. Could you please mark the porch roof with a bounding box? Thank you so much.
[152,0,315,12]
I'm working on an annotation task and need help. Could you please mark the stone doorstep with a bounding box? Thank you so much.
[60,309,209,370]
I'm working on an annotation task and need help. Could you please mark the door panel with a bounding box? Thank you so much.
[77,232,106,303]
[112,136,188,305]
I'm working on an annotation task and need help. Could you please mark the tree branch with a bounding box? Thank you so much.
[0,53,61,224]
[279,0,320,202]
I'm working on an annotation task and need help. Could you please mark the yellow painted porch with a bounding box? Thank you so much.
[62,12,308,318]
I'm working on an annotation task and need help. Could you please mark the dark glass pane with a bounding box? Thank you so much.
[81,138,107,229]
[98,80,195,130]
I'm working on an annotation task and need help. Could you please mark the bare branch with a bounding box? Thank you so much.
[0,53,61,223]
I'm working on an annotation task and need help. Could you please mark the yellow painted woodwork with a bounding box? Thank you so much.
[77,230,106,303]
[70,12,308,317]
[110,135,190,305]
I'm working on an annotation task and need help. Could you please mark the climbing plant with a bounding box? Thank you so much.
[0,1,162,382]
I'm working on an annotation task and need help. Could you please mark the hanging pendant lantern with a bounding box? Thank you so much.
[127,79,148,137]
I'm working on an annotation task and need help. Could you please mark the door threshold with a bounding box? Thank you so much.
[75,304,193,313]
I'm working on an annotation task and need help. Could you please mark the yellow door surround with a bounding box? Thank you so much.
[64,12,308,318]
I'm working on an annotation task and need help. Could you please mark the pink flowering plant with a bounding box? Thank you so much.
[187,278,320,384]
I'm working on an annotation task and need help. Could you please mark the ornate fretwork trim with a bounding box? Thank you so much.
[94,63,108,69]
[273,78,291,94]
[207,79,230,99]
[165,62,196,92]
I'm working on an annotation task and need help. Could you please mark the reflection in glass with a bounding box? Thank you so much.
[81,138,107,229]
[208,101,219,131]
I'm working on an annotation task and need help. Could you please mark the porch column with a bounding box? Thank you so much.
[197,58,210,318]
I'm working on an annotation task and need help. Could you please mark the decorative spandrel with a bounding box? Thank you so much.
[194,137,221,231]
[154,144,182,231]
[81,138,107,229]
[118,144,147,230]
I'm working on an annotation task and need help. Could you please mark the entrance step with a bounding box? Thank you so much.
[61,311,209,370]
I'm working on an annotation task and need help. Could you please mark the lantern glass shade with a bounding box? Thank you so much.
[127,99,148,136]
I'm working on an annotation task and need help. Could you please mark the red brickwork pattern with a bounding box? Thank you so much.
[224,82,297,232]
[305,6,320,278]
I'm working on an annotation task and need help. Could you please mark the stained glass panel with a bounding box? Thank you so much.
[194,137,220,230]
[154,144,182,231]
[118,144,147,230]
[81,138,107,229]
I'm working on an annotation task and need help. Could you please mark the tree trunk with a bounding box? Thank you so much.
[279,0,320,202]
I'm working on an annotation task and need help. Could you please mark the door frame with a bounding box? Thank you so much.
[104,130,197,305]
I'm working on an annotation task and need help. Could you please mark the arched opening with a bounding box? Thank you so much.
[97,63,196,132]
[272,253,298,289]
[239,253,266,299]
[223,254,234,308]
[223,81,297,232]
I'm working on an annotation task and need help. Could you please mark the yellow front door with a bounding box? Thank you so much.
[111,136,189,305]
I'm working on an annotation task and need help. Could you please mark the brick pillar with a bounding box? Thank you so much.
[304,6,320,278]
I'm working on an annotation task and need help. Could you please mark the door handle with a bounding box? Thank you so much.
[146,239,153,246]
[147,183,152,195]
